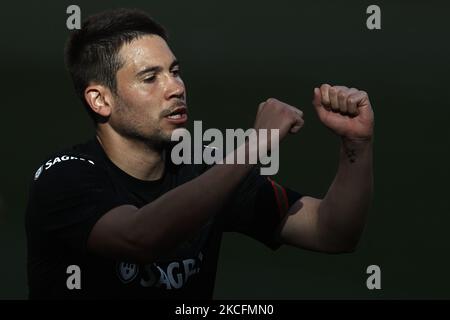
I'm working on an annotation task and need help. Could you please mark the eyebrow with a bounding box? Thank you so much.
[136,59,180,78]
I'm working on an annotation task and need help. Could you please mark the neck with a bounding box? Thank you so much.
[96,129,165,181]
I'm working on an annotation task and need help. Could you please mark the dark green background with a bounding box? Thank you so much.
[0,0,449,299]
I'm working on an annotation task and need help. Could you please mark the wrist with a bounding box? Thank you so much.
[341,136,373,148]
[340,137,372,164]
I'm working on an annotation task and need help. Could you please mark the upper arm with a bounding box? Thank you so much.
[276,196,327,252]
[277,196,354,253]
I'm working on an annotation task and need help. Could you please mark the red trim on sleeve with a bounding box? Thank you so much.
[280,184,289,211]
[268,177,284,217]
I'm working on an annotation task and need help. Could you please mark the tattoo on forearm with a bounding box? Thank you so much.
[345,148,357,163]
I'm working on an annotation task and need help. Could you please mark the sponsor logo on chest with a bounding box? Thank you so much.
[116,252,203,290]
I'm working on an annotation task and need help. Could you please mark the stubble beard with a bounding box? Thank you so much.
[112,95,172,152]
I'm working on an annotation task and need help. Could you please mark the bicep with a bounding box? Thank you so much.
[277,196,326,252]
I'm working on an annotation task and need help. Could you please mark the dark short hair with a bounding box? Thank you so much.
[65,8,168,122]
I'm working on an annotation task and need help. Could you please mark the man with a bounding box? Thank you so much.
[25,8,374,299]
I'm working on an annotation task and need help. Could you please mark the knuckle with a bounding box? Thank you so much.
[266,97,277,104]
[338,92,347,100]
[281,105,290,115]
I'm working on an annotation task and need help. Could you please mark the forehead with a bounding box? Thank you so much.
[118,35,175,71]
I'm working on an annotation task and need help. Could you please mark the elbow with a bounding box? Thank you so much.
[126,237,161,265]
[125,218,163,265]
[121,233,156,265]
[323,243,358,254]
[334,235,361,254]
[337,242,358,254]
[320,234,361,254]
[318,214,367,254]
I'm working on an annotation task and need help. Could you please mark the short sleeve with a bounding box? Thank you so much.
[220,167,303,250]
[27,155,125,254]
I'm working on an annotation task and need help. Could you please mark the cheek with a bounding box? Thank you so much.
[118,81,166,120]
[126,89,160,116]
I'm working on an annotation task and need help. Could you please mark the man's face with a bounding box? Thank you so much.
[110,35,187,147]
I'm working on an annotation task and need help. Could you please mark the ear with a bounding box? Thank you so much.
[84,84,114,118]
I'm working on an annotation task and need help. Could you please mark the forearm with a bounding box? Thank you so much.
[132,142,254,261]
[317,138,373,251]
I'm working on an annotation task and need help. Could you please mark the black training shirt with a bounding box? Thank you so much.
[25,138,303,299]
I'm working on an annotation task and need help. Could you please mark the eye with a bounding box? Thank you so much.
[171,68,181,77]
[144,75,156,83]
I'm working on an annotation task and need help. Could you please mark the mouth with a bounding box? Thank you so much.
[164,105,188,124]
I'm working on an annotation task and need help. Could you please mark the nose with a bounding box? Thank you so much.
[164,73,185,101]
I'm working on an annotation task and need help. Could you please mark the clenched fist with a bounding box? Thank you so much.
[313,84,374,141]
[254,98,304,140]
